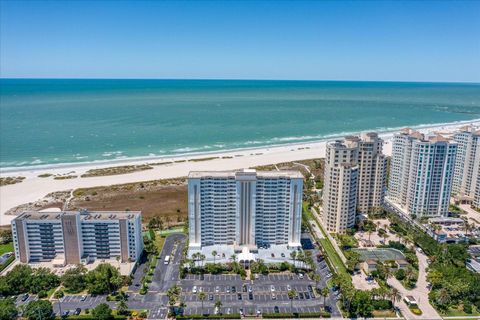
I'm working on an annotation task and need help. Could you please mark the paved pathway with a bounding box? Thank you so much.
[388,251,441,319]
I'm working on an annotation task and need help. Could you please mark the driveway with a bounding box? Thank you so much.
[387,251,441,319]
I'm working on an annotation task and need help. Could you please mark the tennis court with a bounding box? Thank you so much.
[352,248,406,262]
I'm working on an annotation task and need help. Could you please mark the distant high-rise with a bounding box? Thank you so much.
[452,126,480,204]
[322,133,387,233]
[387,129,457,217]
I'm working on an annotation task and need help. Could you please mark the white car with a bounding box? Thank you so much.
[215,286,220,293]
[298,273,304,279]
[192,286,197,293]
[287,284,291,290]
[270,285,275,292]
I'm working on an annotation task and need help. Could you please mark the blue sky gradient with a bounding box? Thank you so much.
[1,0,479,82]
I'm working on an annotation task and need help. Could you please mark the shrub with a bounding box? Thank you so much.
[463,302,473,314]
[395,268,406,280]
[37,290,47,298]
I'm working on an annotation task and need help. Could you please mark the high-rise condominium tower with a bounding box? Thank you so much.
[188,169,303,250]
[452,126,480,204]
[322,133,387,233]
[357,133,388,214]
[388,128,457,217]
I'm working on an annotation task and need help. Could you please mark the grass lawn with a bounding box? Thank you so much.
[159,227,184,236]
[0,242,13,255]
[441,306,480,317]
[155,233,166,253]
[372,310,396,318]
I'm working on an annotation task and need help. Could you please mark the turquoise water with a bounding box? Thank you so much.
[1,79,479,168]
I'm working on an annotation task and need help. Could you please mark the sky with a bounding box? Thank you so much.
[1,0,479,82]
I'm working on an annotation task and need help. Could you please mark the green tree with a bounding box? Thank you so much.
[391,288,401,308]
[61,265,87,293]
[312,274,321,288]
[24,300,54,320]
[198,292,206,314]
[212,250,217,264]
[117,299,128,316]
[214,299,222,313]
[288,289,297,310]
[0,230,12,244]
[290,251,297,268]
[92,303,113,320]
[85,263,123,294]
[27,267,60,294]
[321,287,329,307]
[0,298,18,320]
[2,264,33,295]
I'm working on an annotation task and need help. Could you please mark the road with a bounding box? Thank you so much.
[388,250,441,319]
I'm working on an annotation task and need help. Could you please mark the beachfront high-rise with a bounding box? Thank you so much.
[187,169,303,250]
[357,133,388,214]
[322,133,387,233]
[387,128,457,217]
[452,126,480,205]
[12,210,143,265]
[322,138,359,233]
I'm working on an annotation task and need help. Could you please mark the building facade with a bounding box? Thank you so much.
[357,133,388,214]
[12,210,143,265]
[188,169,303,250]
[387,128,457,217]
[322,138,359,233]
[452,126,480,207]
[322,133,387,233]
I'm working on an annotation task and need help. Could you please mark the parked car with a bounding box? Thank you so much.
[270,285,275,292]
[231,286,236,293]
[271,293,276,300]
[215,286,220,293]
[80,295,87,301]
[74,308,81,316]
[237,293,242,300]
[192,286,197,293]
[209,294,213,300]
[21,294,29,302]
[274,306,280,313]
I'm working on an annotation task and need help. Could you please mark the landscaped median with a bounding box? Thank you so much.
[302,203,349,278]
[262,311,331,318]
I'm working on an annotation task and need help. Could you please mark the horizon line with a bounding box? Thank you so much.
[1,77,479,85]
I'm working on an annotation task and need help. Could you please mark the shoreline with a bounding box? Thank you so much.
[1,118,479,225]
[1,118,479,176]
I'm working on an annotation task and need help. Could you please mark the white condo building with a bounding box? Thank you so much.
[322,133,387,233]
[12,210,143,266]
[387,128,457,218]
[187,169,303,251]
[452,126,480,208]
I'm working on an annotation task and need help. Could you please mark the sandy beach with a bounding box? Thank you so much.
[1,119,479,225]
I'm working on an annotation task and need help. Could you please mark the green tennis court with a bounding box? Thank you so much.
[352,248,406,262]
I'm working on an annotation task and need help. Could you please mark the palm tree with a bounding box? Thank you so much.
[321,287,329,307]
[198,292,206,314]
[117,299,128,316]
[214,299,222,313]
[200,254,206,267]
[312,274,321,288]
[290,250,297,267]
[391,288,401,308]
[212,250,217,264]
[230,254,237,263]
[287,289,297,310]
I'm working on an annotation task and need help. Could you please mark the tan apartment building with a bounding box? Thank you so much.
[12,210,143,265]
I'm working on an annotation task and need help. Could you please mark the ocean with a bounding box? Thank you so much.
[1,79,479,169]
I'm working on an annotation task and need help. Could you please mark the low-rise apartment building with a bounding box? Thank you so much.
[12,210,143,265]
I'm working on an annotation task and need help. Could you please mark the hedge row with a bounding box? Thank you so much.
[263,312,331,318]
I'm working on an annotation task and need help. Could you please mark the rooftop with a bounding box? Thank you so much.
[188,168,303,179]
[14,209,141,222]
